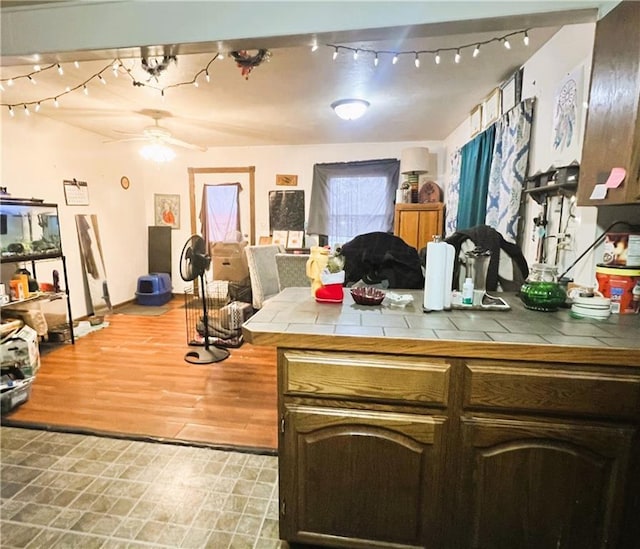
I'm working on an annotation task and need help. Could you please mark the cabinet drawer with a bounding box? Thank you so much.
[464,361,640,420]
[283,350,451,406]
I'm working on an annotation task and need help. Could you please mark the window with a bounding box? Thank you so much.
[307,158,400,248]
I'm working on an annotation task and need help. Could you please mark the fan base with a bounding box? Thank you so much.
[184,346,229,364]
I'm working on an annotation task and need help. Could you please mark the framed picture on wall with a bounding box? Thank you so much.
[154,193,180,229]
[482,88,501,128]
[470,104,482,137]
[501,68,523,114]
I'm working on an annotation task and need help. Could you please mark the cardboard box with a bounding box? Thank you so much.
[0,324,40,377]
[210,241,249,282]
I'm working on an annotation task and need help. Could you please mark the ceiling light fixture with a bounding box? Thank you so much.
[139,143,176,163]
[331,98,370,121]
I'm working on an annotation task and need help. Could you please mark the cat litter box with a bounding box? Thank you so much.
[135,273,172,306]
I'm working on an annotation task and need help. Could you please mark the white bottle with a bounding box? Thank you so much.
[462,277,474,305]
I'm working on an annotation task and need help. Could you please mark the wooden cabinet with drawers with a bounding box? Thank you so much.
[393,202,444,251]
[277,350,640,549]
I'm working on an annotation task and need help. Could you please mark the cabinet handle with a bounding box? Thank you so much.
[280,415,285,433]
[280,499,286,516]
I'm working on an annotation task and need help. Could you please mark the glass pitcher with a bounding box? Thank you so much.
[519,263,567,312]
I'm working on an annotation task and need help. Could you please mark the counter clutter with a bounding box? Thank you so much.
[243,287,639,549]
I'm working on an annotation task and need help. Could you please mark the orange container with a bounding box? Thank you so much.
[595,265,640,314]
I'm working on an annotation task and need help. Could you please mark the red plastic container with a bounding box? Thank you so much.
[595,265,640,314]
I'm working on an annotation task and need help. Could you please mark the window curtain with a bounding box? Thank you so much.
[307,158,400,238]
[456,124,496,230]
[199,183,242,250]
[444,149,462,237]
[485,98,534,243]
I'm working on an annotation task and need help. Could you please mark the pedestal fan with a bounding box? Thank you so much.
[179,235,229,364]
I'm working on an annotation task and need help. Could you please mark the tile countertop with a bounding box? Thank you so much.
[242,287,640,367]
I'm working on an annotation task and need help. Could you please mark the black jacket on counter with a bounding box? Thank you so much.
[340,232,424,289]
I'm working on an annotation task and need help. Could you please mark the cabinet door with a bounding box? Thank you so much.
[394,204,444,250]
[577,1,640,205]
[280,405,448,548]
[458,416,635,549]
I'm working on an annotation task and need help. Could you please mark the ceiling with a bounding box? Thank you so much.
[0,3,603,151]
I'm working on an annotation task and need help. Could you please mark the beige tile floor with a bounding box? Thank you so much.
[0,426,289,548]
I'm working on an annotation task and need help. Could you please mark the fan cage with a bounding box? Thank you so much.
[183,281,251,349]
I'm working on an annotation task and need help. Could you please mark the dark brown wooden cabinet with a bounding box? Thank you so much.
[577,1,640,205]
[459,417,634,549]
[277,350,640,549]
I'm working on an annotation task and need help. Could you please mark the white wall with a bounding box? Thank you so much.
[443,23,604,287]
[1,112,148,318]
[2,108,444,316]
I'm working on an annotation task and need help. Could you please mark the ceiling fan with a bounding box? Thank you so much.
[105,111,207,153]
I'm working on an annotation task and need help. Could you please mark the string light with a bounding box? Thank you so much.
[23,105,30,116]
[33,64,41,72]
[8,106,14,117]
[326,28,529,67]
[27,75,36,84]
[374,53,379,67]
[353,49,358,60]
[74,61,80,68]
[57,64,64,75]
[414,53,420,68]
[2,54,220,113]
[311,43,318,53]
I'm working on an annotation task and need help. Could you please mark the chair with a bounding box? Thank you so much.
[275,253,311,290]
[244,245,282,309]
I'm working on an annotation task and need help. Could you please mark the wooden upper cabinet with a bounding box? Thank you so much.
[393,202,444,251]
[578,1,640,206]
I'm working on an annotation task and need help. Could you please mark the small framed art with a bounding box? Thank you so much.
[154,193,180,229]
[501,68,523,114]
[470,104,482,137]
[482,88,501,128]
[272,230,288,246]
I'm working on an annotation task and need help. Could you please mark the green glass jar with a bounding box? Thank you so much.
[520,263,567,312]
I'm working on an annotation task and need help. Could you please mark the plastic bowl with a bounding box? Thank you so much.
[350,287,385,306]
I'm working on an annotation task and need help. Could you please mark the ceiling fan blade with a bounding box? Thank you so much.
[103,136,147,144]
[163,135,207,152]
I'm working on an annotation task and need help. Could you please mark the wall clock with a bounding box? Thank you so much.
[120,176,130,190]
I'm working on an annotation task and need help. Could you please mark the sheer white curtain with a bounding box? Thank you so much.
[199,183,241,250]
[307,158,400,248]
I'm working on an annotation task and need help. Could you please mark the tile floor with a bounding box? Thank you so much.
[0,426,290,548]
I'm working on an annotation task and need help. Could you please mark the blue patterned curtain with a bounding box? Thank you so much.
[444,150,461,237]
[485,98,534,243]
[456,125,496,230]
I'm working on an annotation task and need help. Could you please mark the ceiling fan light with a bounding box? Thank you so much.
[331,98,370,120]
[139,142,176,162]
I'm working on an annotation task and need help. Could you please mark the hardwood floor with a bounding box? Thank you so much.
[3,297,279,452]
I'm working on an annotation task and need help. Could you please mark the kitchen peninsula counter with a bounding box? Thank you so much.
[243,288,639,366]
[243,288,640,549]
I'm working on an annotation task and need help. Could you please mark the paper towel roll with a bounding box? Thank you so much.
[424,238,455,311]
[424,239,446,311]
